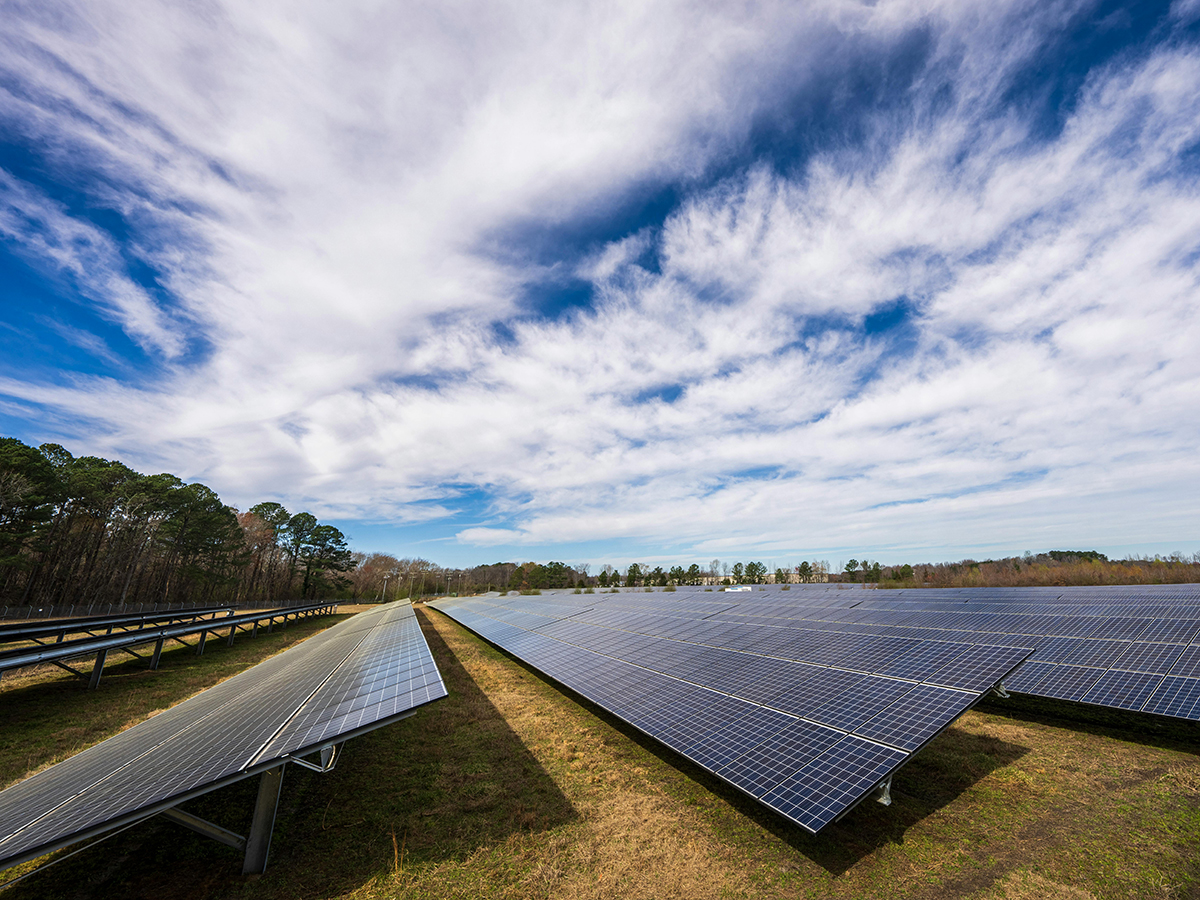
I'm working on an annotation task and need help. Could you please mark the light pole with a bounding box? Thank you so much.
[381,575,390,603]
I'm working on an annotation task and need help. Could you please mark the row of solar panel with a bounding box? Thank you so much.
[0,601,446,873]
[481,587,1200,721]
[434,597,1029,833]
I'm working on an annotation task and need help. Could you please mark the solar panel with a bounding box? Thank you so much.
[0,601,445,876]
[758,736,906,833]
[1142,676,1200,718]
[633,583,1200,722]
[854,683,977,751]
[432,593,1029,834]
[1079,669,1164,711]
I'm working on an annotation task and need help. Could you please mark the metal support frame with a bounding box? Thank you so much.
[872,775,893,806]
[88,649,108,690]
[160,808,246,851]
[990,680,1010,699]
[287,742,344,773]
[242,764,286,874]
[50,660,89,679]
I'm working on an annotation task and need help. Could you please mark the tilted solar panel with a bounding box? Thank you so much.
[432,592,1028,833]
[599,583,1200,723]
[0,601,445,877]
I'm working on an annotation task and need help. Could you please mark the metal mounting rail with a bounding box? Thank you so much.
[0,607,235,645]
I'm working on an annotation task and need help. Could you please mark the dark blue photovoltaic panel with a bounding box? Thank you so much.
[876,642,974,681]
[853,684,977,751]
[685,706,797,771]
[719,655,808,705]
[1017,664,1102,702]
[433,591,1032,834]
[1109,642,1186,675]
[716,720,843,798]
[762,667,866,718]
[925,645,1034,692]
[1169,645,1200,678]
[1142,676,1200,719]
[1136,619,1200,644]
[758,736,907,833]
[1002,660,1054,693]
[1079,670,1164,711]
[806,677,915,732]
[1056,639,1129,668]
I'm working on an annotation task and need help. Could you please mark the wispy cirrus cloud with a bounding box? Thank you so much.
[0,0,1197,565]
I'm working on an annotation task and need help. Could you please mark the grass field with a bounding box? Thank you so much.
[2,605,1198,899]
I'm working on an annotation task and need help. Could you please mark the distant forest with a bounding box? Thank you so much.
[3,437,1198,611]
[858,550,1200,588]
[0,438,354,608]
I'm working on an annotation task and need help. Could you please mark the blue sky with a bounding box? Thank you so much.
[2,0,1199,570]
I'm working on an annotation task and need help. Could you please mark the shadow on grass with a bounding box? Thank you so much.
[257,609,577,897]
[3,609,575,900]
[474,640,1030,878]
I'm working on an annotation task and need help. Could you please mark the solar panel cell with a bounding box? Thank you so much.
[1018,664,1103,702]
[876,642,973,681]
[763,667,866,718]
[684,706,797,772]
[1167,644,1200,679]
[924,644,1034,691]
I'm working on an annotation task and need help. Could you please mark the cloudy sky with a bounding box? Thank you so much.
[2,0,1198,569]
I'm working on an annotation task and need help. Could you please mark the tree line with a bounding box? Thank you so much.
[850,550,1200,588]
[0,438,353,608]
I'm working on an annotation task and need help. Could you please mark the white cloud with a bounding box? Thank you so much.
[1,1,1198,561]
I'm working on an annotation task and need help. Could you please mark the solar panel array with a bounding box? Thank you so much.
[431,592,1030,832]
[0,601,446,872]
[669,583,1200,721]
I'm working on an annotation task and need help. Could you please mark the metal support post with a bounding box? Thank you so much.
[227,624,237,646]
[242,764,286,875]
[872,775,893,806]
[150,638,165,670]
[88,648,108,690]
[196,631,208,655]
